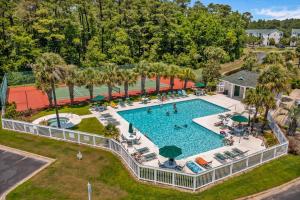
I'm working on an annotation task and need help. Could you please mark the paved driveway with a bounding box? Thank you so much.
[262,182,300,200]
[0,149,47,197]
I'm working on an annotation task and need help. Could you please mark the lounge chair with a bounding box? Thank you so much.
[224,151,239,159]
[173,91,178,98]
[177,90,183,97]
[181,90,188,97]
[168,91,173,98]
[214,153,229,163]
[195,157,212,169]
[135,147,150,155]
[186,161,202,174]
[232,148,249,156]
[142,153,157,162]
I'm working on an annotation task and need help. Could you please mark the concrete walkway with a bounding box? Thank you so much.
[238,177,300,200]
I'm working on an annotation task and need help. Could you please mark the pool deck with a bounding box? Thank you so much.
[91,94,266,174]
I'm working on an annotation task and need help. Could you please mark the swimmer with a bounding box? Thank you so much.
[183,124,188,128]
[166,111,170,116]
[173,103,177,110]
[174,108,178,113]
[174,125,181,129]
[147,108,152,113]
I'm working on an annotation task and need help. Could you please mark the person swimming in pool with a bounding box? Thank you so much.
[183,124,188,128]
[174,108,178,113]
[166,111,170,116]
[147,107,152,113]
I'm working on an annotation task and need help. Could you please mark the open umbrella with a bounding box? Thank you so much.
[231,115,249,123]
[128,123,134,134]
[159,145,182,164]
[194,82,205,88]
[91,95,105,102]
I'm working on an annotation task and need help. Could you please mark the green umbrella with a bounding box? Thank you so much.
[194,82,205,88]
[91,95,105,102]
[231,115,249,123]
[129,123,134,134]
[159,145,182,160]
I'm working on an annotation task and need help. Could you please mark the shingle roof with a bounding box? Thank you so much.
[221,70,259,88]
[246,29,283,35]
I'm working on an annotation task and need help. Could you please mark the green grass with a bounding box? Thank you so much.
[71,117,106,135]
[1,126,300,200]
[29,104,91,121]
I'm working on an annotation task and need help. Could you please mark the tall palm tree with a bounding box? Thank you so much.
[119,69,138,98]
[287,106,300,136]
[242,88,263,131]
[35,80,53,107]
[149,62,166,94]
[258,65,290,95]
[263,52,284,65]
[102,64,120,100]
[134,61,151,95]
[33,53,66,128]
[260,88,277,132]
[63,64,78,104]
[165,64,180,91]
[179,68,196,89]
[78,68,100,99]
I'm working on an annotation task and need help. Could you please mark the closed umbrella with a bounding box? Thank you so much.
[129,123,134,135]
[194,82,205,88]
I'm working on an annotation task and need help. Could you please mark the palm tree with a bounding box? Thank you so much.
[149,62,166,94]
[263,52,284,65]
[242,88,263,131]
[258,65,290,95]
[179,68,196,89]
[35,80,53,107]
[63,64,78,104]
[134,61,151,94]
[260,88,277,132]
[119,69,138,98]
[287,106,300,136]
[78,68,100,99]
[165,64,180,91]
[102,64,120,100]
[33,53,66,128]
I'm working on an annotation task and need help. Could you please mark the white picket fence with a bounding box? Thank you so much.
[1,112,288,191]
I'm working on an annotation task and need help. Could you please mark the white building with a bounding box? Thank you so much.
[246,29,283,46]
[290,29,300,46]
[217,70,259,100]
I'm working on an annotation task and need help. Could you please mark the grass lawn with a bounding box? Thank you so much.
[71,117,106,135]
[1,127,300,200]
[29,104,91,121]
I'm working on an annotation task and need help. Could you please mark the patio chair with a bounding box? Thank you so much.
[110,102,118,109]
[186,161,202,174]
[214,153,229,163]
[168,91,174,98]
[175,163,185,171]
[232,148,249,156]
[195,157,212,169]
[224,151,238,159]
[135,147,150,155]
[142,152,157,162]
[181,90,188,97]
[177,90,183,97]
[173,91,178,98]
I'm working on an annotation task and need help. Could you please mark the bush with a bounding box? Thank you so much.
[263,131,279,147]
[288,137,300,155]
[4,102,19,119]
[291,79,300,89]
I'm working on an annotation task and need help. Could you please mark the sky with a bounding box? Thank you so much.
[194,0,300,20]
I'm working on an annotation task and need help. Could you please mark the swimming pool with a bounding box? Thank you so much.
[118,99,229,159]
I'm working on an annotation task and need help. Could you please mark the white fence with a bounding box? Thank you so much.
[1,113,288,191]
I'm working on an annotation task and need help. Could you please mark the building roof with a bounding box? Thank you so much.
[221,70,259,88]
[246,29,283,35]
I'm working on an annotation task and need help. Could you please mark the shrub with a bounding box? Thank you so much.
[4,102,19,119]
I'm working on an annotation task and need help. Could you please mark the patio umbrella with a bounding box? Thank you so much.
[128,123,134,134]
[231,115,249,123]
[91,95,105,102]
[194,82,205,88]
[159,145,182,163]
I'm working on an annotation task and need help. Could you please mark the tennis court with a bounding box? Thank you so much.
[55,79,165,100]
[8,78,193,111]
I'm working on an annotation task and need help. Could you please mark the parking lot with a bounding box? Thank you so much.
[0,146,52,199]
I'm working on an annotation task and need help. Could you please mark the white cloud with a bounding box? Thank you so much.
[255,7,300,20]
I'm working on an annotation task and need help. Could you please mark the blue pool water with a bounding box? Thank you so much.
[118,99,229,159]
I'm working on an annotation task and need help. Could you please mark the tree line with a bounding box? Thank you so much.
[0,0,248,76]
